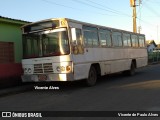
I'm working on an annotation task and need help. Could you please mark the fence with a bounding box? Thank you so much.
[148,52,160,64]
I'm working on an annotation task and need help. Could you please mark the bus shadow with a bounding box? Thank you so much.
[26,80,87,93]
[2,66,159,97]
[29,70,150,92]
[97,70,160,90]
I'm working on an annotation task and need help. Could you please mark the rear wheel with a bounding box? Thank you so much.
[129,62,136,76]
[86,66,97,86]
[124,62,135,76]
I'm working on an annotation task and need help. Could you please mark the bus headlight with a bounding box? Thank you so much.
[56,66,61,72]
[56,66,65,72]
[24,68,28,73]
[56,65,71,73]
[23,67,32,74]
[28,68,32,73]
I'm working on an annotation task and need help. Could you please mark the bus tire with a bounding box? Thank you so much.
[123,62,136,76]
[130,62,136,76]
[86,66,97,86]
[127,62,136,76]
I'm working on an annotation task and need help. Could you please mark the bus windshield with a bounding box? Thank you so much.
[23,28,70,58]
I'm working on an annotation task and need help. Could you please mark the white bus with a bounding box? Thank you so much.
[21,18,148,86]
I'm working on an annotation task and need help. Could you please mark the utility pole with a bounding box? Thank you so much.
[130,0,137,33]
[138,0,142,33]
[157,25,159,43]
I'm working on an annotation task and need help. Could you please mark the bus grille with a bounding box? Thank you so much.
[34,63,53,74]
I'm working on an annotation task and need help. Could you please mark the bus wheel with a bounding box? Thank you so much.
[127,62,136,76]
[123,62,135,76]
[130,62,136,76]
[86,66,97,86]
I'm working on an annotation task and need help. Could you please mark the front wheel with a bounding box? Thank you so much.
[86,66,97,86]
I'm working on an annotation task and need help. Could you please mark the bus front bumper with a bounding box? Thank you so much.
[21,73,74,82]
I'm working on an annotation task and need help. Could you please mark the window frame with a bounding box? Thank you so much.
[131,34,139,47]
[112,31,123,47]
[123,33,131,47]
[139,35,145,48]
[99,28,112,47]
[83,26,99,47]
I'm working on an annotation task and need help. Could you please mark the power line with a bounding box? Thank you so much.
[42,0,154,28]
[137,0,149,15]
[72,0,131,17]
[86,0,131,17]
[41,0,125,17]
[146,0,160,4]
[143,2,160,16]
[137,16,155,26]
[136,0,159,32]
[41,0,81,11]
[137,0,160,17]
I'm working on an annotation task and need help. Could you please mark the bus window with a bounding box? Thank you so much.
[84,31,92,46]
[76,29,83,45]
[23,33,41,58]
[123,33,131,47]
[83,26,99,47]
[92,33,99,46]
[99,29,111,47]
[139,36,145,47]
[131,35,139,47]
[112,31,122,47]
[76,28,84,54]
[71,28,84,54]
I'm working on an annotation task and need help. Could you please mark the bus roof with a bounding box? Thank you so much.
[22,18,145,36]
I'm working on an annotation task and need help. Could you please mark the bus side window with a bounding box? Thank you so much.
[112,31,122,47]
[131,34,139,47]
[71,28,84,54]
[106,30,112,47]
[83,26,99,47]
[99,29,111,47]
[139,36,145,47]
[123,33,131,47]
[76,29,83,45]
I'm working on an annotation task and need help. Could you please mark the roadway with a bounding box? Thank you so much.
[0,64,160,119]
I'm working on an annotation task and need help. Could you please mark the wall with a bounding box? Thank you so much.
[0,18,29,80]
[0,22,23,63]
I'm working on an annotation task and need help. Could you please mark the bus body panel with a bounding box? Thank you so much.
[72,47,147,80]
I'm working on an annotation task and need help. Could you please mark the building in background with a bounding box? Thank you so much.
[0,16,29,79]
[146,40,157,52]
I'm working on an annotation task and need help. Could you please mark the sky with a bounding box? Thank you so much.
[1,0,160,43]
